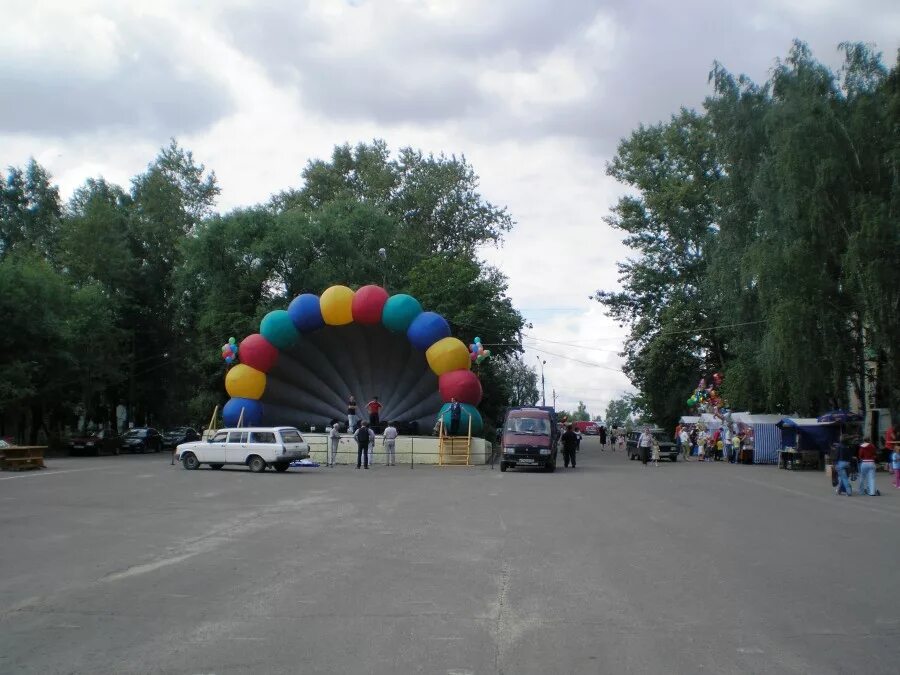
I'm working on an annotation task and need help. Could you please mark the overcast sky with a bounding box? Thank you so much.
[2,0,898,418]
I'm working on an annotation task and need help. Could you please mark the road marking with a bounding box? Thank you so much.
[0,468,95,481]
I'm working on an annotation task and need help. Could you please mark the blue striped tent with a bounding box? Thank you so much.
[733,414,782,464]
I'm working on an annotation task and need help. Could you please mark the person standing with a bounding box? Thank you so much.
[328,420,341,467]
[857,438,879,496]
[347,395,358,431]
[449,398,462,435]
[731,431,742,464]
[367,396,383,427]
[697,429,707,462]
[383,421,398,466]
[680,427,691,461]
[638,427,653,466]
[651,438,660,467]
[689,427,698,458]
[891,443,900,489]
[561,424,579,468]
[598,425,607,450]
[615,427,626,453]
[354,422,371,469]
[833,437,853,495]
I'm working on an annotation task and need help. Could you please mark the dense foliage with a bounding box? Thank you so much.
[1,141,527,442]
[598,41,899,430]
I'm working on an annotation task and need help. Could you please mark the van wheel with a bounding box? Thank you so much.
[248,455,267,473]
[181,452,200,470]
[546,461,556,473]
[671,455,678,462]
[500,462,508,472]
[209,463,224,470]
[273,463,289,472]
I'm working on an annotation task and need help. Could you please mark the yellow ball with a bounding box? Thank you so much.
[225,364,267,400]
[320,285,355,325]
[426,337,471,376]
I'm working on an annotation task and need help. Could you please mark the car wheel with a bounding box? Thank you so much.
[182,452,200,470]
[546,461,556,473]
[671,455,678,462]
[500,462,508,472]
[154,442,161,453]
[209,463,224,470]
[273,463,289,473]
[248,455,267,473]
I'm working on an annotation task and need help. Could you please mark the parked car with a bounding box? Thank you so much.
[68,429,120,456]
[626,428,679,462]
[500,406,560,472]
[120,428,163,453]
[162,427,200,450]
[175,427,311,472]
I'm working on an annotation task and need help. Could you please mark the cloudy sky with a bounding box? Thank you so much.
[3,0,898,418]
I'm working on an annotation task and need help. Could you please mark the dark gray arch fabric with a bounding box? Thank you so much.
[259,324,442,430]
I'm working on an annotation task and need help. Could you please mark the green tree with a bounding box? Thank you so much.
[492,358,539,408]
[572,401,590,422]
[604,398,634,428]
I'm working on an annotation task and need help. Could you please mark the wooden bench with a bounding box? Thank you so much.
[1,446,47,471]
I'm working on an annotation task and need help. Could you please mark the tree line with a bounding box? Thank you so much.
[598,41,899,431]
[1,140,539,443]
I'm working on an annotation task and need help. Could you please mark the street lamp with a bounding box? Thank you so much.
[536,356,546,407]
[378,247,387,288]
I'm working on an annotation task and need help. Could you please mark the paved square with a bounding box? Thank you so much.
[2,438,898,674]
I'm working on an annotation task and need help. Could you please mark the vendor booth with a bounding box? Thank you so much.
[732,413,782,464]
[776,418,839,470]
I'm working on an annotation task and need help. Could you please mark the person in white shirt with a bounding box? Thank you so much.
[383,421,398,466]
[328,421,341,467]
[679,428,691,461]
[638,427,654,466]
[367,426,376,468]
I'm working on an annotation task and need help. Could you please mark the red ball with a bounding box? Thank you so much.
[239,334,279,372]
[352,285,389,324]
[439,369,483,405]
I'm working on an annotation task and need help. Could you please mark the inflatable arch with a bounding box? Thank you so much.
[223,285,483,435]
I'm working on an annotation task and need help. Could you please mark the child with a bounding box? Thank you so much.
[892,446,900,489]
[651,440,660,467]
[731,433,742,464]
[716,438,725,462]
[697,430,707,462]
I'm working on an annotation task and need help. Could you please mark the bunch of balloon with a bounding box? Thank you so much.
[221,337,239,365]
[686,372,727,416]
[469,337,491,365]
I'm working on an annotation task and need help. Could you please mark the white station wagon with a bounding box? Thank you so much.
[175,427,310,473]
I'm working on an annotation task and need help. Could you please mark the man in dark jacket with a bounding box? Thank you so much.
[561,424,579,468]
[354,422,372,469]
[833,437,854,495]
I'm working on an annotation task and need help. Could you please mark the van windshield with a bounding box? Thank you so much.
[505,417,550,434]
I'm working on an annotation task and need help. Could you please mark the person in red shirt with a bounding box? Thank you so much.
[366,397,383,427]
[857,438,879,496]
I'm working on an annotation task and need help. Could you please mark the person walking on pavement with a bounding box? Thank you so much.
[891,443,900,489]
[383,421,398,466]
[833,436,853,495]
[638,426,653,466]
[598,425,607,450]
[354,422,372,469]
[561,424,579,468]
[347,395,358,431]
[857,438,879,496]
[680,427,691,461]
[328,420,341,467]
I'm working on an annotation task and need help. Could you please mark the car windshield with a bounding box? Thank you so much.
[165,428,188,435]
[505,417,550,434]
[124,429,148,438]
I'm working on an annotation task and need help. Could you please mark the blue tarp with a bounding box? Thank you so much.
[778,418,839,453]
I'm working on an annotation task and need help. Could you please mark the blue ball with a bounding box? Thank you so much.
[288,293,325,333]
[407,311,450,351]
[223,398,264,427]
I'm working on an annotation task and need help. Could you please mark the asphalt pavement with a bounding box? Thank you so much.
[1,437,898,674]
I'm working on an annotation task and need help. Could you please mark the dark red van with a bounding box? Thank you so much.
[500,406,560,472]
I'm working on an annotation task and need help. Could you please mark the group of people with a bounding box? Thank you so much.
[831,430,900,496]
[676,424,748,463]
[324,394,396,469]
[596,425,627,452]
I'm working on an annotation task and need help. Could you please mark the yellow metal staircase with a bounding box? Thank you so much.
[438,417,472,466]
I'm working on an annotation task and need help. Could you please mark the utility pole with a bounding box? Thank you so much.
[552,389,557,409]
[536,356,546,407]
